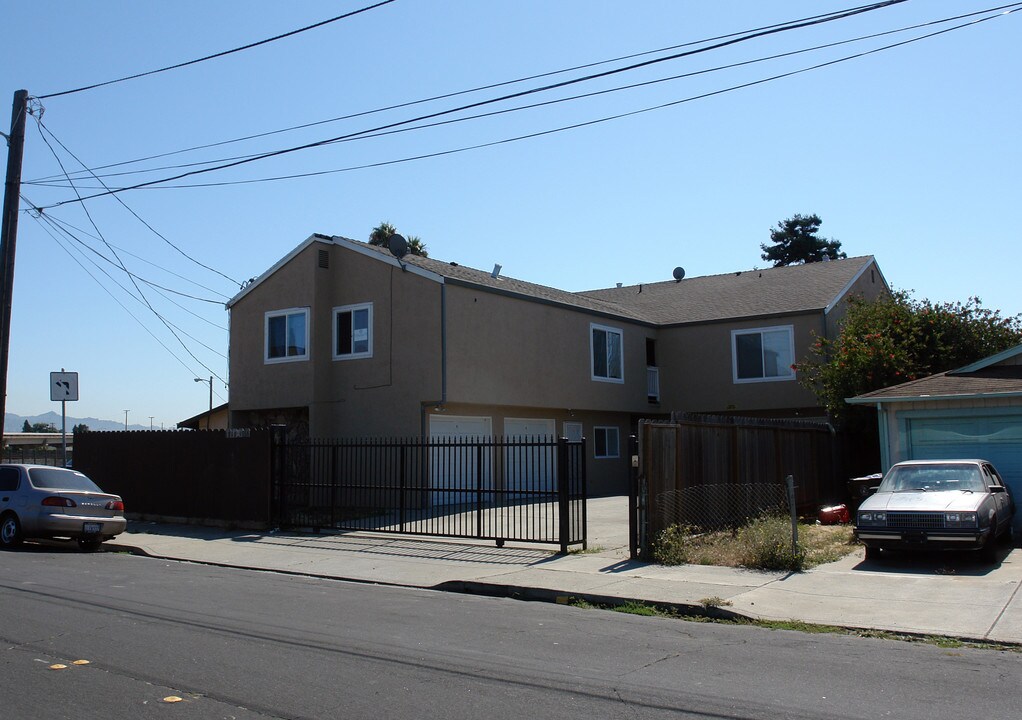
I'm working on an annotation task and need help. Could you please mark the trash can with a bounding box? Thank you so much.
[847,473,883,509]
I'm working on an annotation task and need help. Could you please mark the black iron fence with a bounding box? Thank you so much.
[273,433,587,552]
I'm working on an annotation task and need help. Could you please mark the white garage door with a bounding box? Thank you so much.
[429,415,492,506]
[504,418,556,494]
[906,414,1022,500]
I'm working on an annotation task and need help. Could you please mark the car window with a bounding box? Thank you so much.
[879,464,987,493]
[0,467,19,492]
[985,465,1004,487]
[27,467,103,492]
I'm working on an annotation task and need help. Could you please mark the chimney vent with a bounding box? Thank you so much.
[491,263,502,279]
[616,282,623,288]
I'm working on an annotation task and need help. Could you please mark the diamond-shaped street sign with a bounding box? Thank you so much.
[50,371,79,402]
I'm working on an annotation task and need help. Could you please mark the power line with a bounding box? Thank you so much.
[37,0,400,99]
[26,0,915,184]
[35,0,913,209]
[30,3,1015,189]
[31,124,228,384]
[34,119,243,287]
[42,7,1019,193]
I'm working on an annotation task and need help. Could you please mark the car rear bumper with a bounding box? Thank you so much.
[855,527,991,551]
[29,513,127,540]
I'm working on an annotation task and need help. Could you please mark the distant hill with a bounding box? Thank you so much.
[4,412,148,433]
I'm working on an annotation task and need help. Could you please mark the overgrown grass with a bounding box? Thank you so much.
[652,516,856,572]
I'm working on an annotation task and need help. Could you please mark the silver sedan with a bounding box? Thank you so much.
[0,464,127,551]
[854,459,1015,562]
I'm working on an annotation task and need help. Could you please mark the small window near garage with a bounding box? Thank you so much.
[591,323,624,383]
[563,421,583,442]
[594,426,620,459]
[265,308,309,363]
[334,303,373,360]
[732,325,795,383]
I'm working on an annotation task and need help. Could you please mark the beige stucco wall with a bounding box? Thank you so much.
[656,314,825,415]
[229,241,443,438]
[821,259,889,339]
[443,284,656,415]
[426,402,633,495]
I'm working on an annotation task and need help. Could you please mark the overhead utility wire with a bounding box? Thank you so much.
[32,121,228,384]
[36,212,232,301]
[37,0,399,99]
[31,201,229,360]
[27,0,909,182]
[28,211,208,380]
[32,3,1012,188]
[36,0,910,209]
[35,120,243,287]
[122,7,1019,191]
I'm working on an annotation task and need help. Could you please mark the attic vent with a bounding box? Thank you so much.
[318,249,329,269]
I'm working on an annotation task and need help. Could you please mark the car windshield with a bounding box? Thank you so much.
[27,467,104,493]
[879,464,987,493]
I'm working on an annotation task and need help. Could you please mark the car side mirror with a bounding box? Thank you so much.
[989,485,1006,494]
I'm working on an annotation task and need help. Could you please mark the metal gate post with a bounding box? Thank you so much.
[269,424,287,528]
[628,433,639,559]
[475,440,484,539]
[557,437,569,553]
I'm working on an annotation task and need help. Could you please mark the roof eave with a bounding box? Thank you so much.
[847,390,1022,405]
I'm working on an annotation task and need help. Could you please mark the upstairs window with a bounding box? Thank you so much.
[334,303,373,360]
[591,323,624,383]
[732,326,795,383]
[265,308,309,363]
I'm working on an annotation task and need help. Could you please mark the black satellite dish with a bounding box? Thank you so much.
[672,266,686,282]
[388,234,408,259]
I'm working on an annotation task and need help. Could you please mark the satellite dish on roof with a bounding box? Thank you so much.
[672,266,686,282]
[388,234,408,259]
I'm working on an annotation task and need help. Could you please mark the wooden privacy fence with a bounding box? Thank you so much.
[72,429,273,525]
[633,413,855,558]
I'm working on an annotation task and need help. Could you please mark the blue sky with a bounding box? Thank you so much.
[2,1,1019,428]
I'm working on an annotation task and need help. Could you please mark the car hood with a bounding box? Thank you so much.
[860,491,984,513]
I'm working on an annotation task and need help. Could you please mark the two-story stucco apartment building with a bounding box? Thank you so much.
[227,234,889,493]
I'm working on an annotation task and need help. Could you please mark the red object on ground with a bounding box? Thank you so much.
[817,504,850,525]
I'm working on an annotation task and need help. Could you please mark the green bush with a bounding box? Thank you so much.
[651,524,694,565]
[735,515,806,571]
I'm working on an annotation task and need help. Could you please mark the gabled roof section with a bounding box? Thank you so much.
[848,344,1022,405]
[577,256,882,326]
[226,234,329,309]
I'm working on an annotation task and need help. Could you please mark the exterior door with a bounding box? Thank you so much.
[503,418,556,495]
[429,416,492,506]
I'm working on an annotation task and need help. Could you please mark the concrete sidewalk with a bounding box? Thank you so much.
[104,506,1022,645]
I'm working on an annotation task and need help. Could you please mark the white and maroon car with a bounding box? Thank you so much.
[855,459,1014,562]
[0,464,126,551]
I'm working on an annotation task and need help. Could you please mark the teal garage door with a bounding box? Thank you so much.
[906,414,1022,498]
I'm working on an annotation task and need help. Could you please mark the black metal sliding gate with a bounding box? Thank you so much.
[271,433,587,552]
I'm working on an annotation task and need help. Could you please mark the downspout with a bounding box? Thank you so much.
[420,282,448,437]
[876,401,890,472]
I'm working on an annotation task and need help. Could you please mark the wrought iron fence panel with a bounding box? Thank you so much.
[274,435,586,551]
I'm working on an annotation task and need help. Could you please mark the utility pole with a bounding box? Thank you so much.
[123,409,130,430]
[0,90,29,449]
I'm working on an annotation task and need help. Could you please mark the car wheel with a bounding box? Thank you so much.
[77,538,103,552]
[864,545,880,561]
[981,533,1000,563]
[0,513,23,549]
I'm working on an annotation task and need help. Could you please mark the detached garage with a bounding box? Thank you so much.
[850,344,1022,527]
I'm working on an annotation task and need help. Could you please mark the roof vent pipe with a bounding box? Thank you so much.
[616,283,623,288]
[491,263,502,279]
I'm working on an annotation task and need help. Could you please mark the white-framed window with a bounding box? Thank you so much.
[590,323,624,383]
[594,426,620,459]
[563,421,583,442]
[333,303,373,360]
[731,325,795,383]
[265,307,309,363]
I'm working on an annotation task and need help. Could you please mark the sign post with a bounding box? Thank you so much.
[50,369,79,466]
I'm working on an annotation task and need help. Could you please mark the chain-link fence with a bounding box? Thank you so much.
[657,482,789,534]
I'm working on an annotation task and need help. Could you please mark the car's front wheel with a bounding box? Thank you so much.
[0,513,23,549]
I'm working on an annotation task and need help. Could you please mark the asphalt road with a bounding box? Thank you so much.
[1,543,1020,720]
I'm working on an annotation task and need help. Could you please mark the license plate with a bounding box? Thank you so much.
[82,522,102,535]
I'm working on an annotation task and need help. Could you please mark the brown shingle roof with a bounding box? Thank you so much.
[349,239,878,326]
[577,256,878,325]
[850,350,1022,403]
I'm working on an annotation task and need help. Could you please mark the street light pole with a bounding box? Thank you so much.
[194,376,213,429]
[123,409,130,431]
